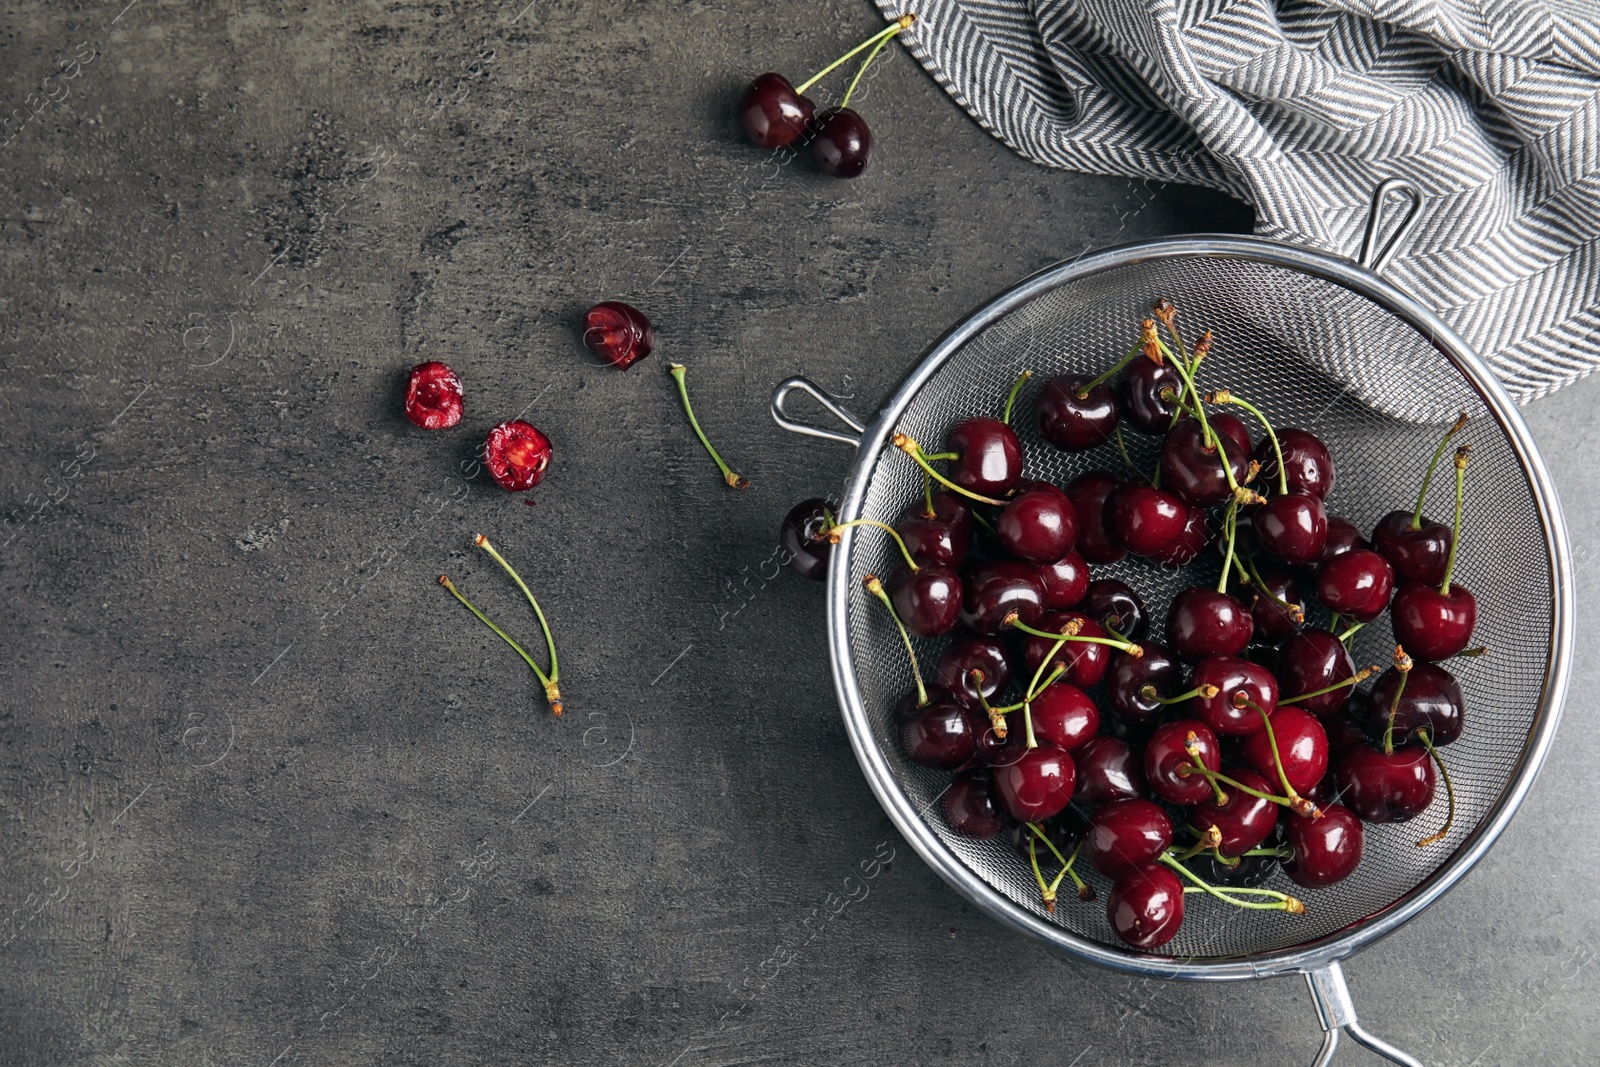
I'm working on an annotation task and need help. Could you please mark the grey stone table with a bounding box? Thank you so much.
[2,3,1596,1064]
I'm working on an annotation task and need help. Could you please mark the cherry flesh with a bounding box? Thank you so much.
[1038,374,1119,451]
[1149,504,1209,567]
[1029,682,1101,753]
[582,301,655,370]
[1372,510,1452,587]
[1315,549,1395,623]
[1253,492,1328,566]
[997,484,1078,564]
[994,743,1077,823]
[1082,578,1147,639]
[899,492,973,568]
[1144,719,1221,806]
[960,560,1045,635]
[1283,803,1363,888]
[1065,471,1127,564]
[1087,798,1172,877]
[936,636,1012,710]
[1391,582,1477,662]
[1192,767,1280,857]
[1190,655,1279,736]
[1074,737,1148,805]
[1037,550,1090,610]
[1320,516,1370,563]
[1255,428,1335,500]
[404,361,464,429]
[1108,482,1187,557]
[943,768,1008,839]
[1275,630,1356,716]
[739,72,816,150]
[946,417,1024,499]
[899,692,982,769]
[811,107,872,178]
[1119,359,1183,434]
[1335,744,1436,823]
[1161,416,1250,507]
[1248,561,1304,645]
[1021,611,1111,688]
[887,562,962,638]
[484,419,553,491]
[1108,863,1185,949]
[1241,705,1328,795]
[1369,662,1464,746]
[1166,587,1253,660]
[1106,643,1180,727]
[779,498,833,581]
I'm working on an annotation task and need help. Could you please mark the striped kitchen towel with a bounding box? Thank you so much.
[878,0,1600,401]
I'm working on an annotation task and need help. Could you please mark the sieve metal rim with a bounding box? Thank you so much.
[813,234,1573,982]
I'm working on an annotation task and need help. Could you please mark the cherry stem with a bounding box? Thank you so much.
[1339,622,1366,643]
[1113,422,1141,482]
[1382,645,1415,755]
[893,433,1008,506]
[1159,855,1305,913]
[794,14,914,96]
[438,575,561,716]
[825,517,919,573]
[1001,369,1032,425]
[989,663,1066,717]
[973,672,1009,739]
[1239,695,1309,809]
[1280,667,1377,707]
[1239,550,1304,624]
[1211,390,1286,496]
[1027,835,1055,912]
[474,535,561,689]
[1079,343,1141,397]
[1153,298,1187,365]
[969,508,998,536]
[922,451,960,461]
[1439,445,1470,594]
[1161,339,1220,455]
[863,574,927,708]
[1454,645,1490,659]
[1180,762,1311,816]
[1182,733,1227,806]
[1171,824,1223,862]
[1415,731,1456,848]
[1410,412,1469,528]
[1217,499,1240,593]
[1328,611,1342,633]
[668,363,750,490]
[921,469,934,516]
[1006,614,1142,656]
[1138,683,1220,705]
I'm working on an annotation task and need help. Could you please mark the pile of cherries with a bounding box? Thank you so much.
[782,299,1480,950]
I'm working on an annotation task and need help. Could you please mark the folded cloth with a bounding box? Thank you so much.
[878,0,1600,402]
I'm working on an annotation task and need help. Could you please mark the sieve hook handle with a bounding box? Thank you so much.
[771,376,865,448]
[1356,178,1422,274]
[1305,963,1425,1067]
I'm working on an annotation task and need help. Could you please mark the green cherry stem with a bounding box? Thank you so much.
[1210,390,1287,496]
[921,468,934,516]
[863,574,927,708]
[1179,761,1307,815]
[1027,835,1055,912]
[1410,412,1469,529]
[473,535,563,713]
[894,433,1008,506]
[1137,683,1220,705]
[1439,445,1471,594]
[1339,622,1366,644]
[1159,854,1306,913]
[1280,667,1378,707]
[1006,613,1143,656]
[1170,825,1223,862]
[824,517,920,573]
[1239,550,1305,624]
[1113,423,1140,481]
[1002,369,1032,425]
[794,14,914,96]
[1382,645,1414,755]
[1415,731,1457,849]
[1152,298,1187,365]
[438,574,561,716]
[1216,500,1240,594]
[1078,343,1142,397]
[668,363,750,490]
[1237,695,1319,816]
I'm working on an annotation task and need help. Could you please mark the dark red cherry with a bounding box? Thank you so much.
[1021,611,1110,688]
[1283,803,1363,887]
[1082,578,1147,639]
[960,560,1045,635]
[1029,683,1101,753]
[1371,510,1451,586]
[1190,655,1278,736]
[1254,492,1328,567]
[1036,551,1090,610]
[997,484,1078,564]
[581,301,655,370]
[1144,719,1221,806]
[484,419,552,491]
[1074,737,1148,804]
[1315,549,1395,622]
[1191,768,1279,858]
[1004,809,1087,863]
[899,693,982,769]
[1166,587,1253,660]
[403,361,464,429]
[810,106,872,178]
[739,72,816,150]
[1160,418,1250,507]
[1276,630,1356,716]
[1369,662,1465,746]
[1391,583,1477,662]
[1038,374,1119,451]
[1241,705,1328,795]
[1149,505,1209,568]
[1210,413,1254,458]
[1326,694,1373,754]
[1106,643,1180,726]
[887,563,962,638]
[899,492,973,568]
[1248,561,1304,645]
[1335,744,1436,823]
[1108,482,1187,557]
[1065,471,1127,564]
[1087,798,1172,877]
[947,417,1024,499]
[1119,359,1184,434]
[1320,516,1370,564]
[779,498,833,581]
[936,636,1013,710]
[993,743,1077,823]
[1255,428,1335,500]
[1108,863,1184,949]
[942,769,1008,839]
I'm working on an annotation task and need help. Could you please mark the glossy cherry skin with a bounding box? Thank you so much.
[1283,803,1363,888]
[1108,482,1187,557]
[1335,744,1436,823]
[581,301,654,370]
[1192,768,1280,858]
[1372,510,1451,586]
[739,72,815,149]
[1022,612,1111,688]
[1210,413,1254,459]
[1082,578,1147,639]
[1241,705,1329,795]
[899,492,973,568]
[1087,798,1172,877]
[1254,492,1328,567]
[1038,374,1119,451]
[1108,863,1185,949]
[1255,428,1335,500]
[1074,737,1148,804]
[994,743,1077,823]
[947,417,1024,499]
[1029,683,1101,753]
[484,419,553,491]
[1065,471,1127,564]
[1369,662,1465,746]
[1320,516,1370,564]
[1119,359,1183,434]
[403,361,464,429]
[899,694,982,769]
[1391,582,1477,662]
[936,636,1013,710]
[1145,719,1222,806]
[1106,643,1180,726]
[1315,549,1395,623]
[1327,694,1374,754]
[1249,562,1304,645]
[1005,809,1087,862]
[1276,630,1356,716]
[779,498,833,581]
[1190,656,1279,736]
[1149,505,1209,567]
[887,563,962,638]
[943,769,1008,839]
[960,560,1045,635]
[1166,587,1253,660]
[1037,551,1090,610]
[811,106,872,177]
[997,485,1078,564]
[1160,417,1250,507]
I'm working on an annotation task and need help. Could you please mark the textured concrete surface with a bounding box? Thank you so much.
[2,2,1598,1065]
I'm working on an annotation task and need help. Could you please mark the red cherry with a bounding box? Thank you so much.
[1335,744,1436,822]
[1119,359,1183,434]
[1160,416,1250,507]
[1107,863,1185,949]
[1241,705,1328,795]
[1391,582,1477,662]
[1087,798,1172,877]
[1253,492,1328,566]
[1108,482,1187,557]
[1320,516,1370,564]
[1038,373,1120,451]
[898,690,982,769]
[1082,578,1148,638]
[1065,471,1127,564]
[959,560,1045,635]
[1106,643,1180,726]
[886,563,962,638]
[1372,510,1451,586]
[993,743,1077,823]
[403,361,464,429]
[942,769,1008,839]
[483,419,552,491]
[582,301,655,370]
[1275,630,1357,716]
[1073,737,1148,804]
[1191,768,1280,857]
[946,417,1023,498]
[1254,428,1335,500]
[1144,719,1221,805]
[1190,655,1278,736]
[779,498,832,581]
[1036,550,1090,610]
[1021,611,1111,688]
[935,636,1012,710]
[1028,682,1100,753]
[899,492,973,567]
[738,72,816,149]
[1148,504,1209,567]
[1315,549,1395,622]
[1283,803,1363,887]
[1166,587,1252,660]
[811,107,873,177]
[997,484,1078,564]
[1369,662,1465,746]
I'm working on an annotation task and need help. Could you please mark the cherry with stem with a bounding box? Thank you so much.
[1236,693,1319,817]
[862,573,929,709]
[1381,644,1415,755]
[1279,667,1377,707]
[668,363,749,489]
[894,433,1008,507]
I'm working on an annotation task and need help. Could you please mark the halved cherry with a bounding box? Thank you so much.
[404,361,464,429]
[484,419,552,491]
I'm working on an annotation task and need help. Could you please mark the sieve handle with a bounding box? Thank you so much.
[770,376,865,448]
[1356,178,1422,274]
[1305,963,1425,1067]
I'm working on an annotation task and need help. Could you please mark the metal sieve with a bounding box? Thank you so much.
[770,181,1572,1065]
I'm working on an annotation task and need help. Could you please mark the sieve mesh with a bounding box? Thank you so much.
[838,254,1555,961]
